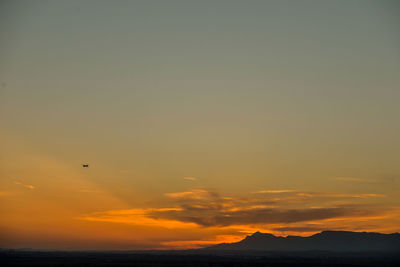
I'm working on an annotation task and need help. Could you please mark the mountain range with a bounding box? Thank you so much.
[205,231,400,252]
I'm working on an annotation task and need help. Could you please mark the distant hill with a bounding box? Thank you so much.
[205,231,400,252]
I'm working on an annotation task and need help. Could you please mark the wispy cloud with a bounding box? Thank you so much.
[255,190,295,194]
[183,177,198,181]
[255,189,385,199]
[76,189,104,194]
[294,192,385,199]
[14,181,35,190]
[165,189,218,200]
[80,208,197,229]
[335,177,376,183]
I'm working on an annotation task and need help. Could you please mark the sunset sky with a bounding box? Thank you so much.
[1,0,400,250]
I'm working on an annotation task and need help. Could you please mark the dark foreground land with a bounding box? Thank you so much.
[1,250,400,267]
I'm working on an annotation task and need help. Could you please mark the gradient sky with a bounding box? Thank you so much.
[1,0,400,250]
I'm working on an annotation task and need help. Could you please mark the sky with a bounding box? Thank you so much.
[1,0,400,250]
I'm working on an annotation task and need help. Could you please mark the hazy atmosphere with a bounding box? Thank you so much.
[1,0,400,250]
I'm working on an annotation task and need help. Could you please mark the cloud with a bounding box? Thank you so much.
[79,208,197,229]
[254,190,384,199]
[76,189,104,194]
[80,202,400,249]
[149,204,370,227]
[81,188,393,236]
[294,192,385,199]
[184,177,198,181]
[272,226,325,232]
[150,188,384,227]
[255,190,295,194]
[14,181,35,190]
[335,177,376,183]
[165,189,218,200]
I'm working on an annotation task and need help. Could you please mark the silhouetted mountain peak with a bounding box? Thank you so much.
[245,231,276,240]
[319,230,361,235]
[205,231,400,252]
[313,230,355,237]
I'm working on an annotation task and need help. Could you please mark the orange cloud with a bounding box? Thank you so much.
[255,190,295,194]
[80,208,198,229]
[165,189,218,200]
[14,181,35,190]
